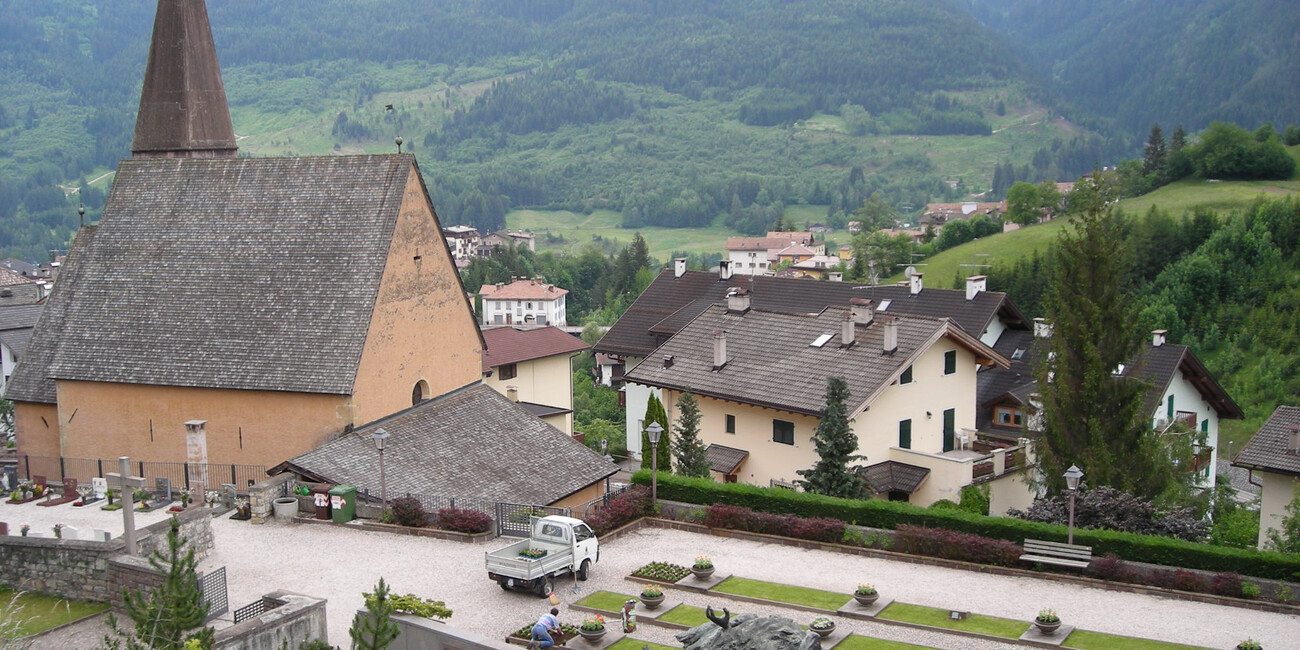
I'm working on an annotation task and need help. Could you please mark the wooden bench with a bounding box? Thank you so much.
[1019,539,1093,569]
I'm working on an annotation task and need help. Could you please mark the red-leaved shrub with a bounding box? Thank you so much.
[436,507,492,534]
[702,503,845,543]
[1087,553,1138,583]
[586,486,653,535]
[1211,572,1244,597]
[390,496,428,527]
[892,525,1021,566]
[1173,569,1209,593]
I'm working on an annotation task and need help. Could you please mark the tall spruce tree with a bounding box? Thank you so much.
[103,517,214,650]
[796,377,868,498]
[350,578,401,650]
[639,393,671,471]
[671,390,711,478]
[1034,178,1180,498]
[1142,123,1167,180]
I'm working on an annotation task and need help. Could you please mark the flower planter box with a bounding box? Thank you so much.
[520,549,549,560]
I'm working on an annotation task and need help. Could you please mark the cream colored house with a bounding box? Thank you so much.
[481,326,589,435]
[1232,406,1300,549]
[624,291,1035,509]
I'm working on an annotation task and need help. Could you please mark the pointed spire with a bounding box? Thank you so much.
[132,0,237,158]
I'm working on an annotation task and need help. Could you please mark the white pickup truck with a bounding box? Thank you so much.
[485,515,599,597]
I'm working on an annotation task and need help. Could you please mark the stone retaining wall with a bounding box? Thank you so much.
[387,611,514,650]
[108,554,165,610]
[247,473,294,524]
[213,590,328,650]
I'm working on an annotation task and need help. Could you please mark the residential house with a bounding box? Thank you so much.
[481,326,589,435]
[442,225,480,265]
[788,255,845,280]
[4,0,486,471]
[0,269,46,306]
[0,303,43,395]
[1231,406,1300,549]
[595,265,1028,463]
[978,326,1242,489]
[624,292,1033,509]
[270,383,617,509]
[919,202,1006,231]
[478,229,536,255]
[725,231,825,276]
[478,278,568,327]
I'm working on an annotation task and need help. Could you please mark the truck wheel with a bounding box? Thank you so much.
[535,577,552,598]
[577,559,591,581]
[498,580,511,591]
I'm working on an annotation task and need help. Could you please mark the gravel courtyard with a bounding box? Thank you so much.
[7,499,1295,649]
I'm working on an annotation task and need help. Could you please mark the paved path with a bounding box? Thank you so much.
[8,498,1296,648]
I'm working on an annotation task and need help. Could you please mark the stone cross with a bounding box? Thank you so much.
[106,457,147,556]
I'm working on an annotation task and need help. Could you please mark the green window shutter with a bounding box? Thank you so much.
[942,408,955,452]
[1200,418,1208,433]
[1167,394,1174,418]
[900,365,913,384]
[899,419,911,449]
[943,350,956,375]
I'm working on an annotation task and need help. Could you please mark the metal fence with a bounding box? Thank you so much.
[198,567,228,622]
[6,454,265,493]
[495,502,571,537]
[354,488,496,518]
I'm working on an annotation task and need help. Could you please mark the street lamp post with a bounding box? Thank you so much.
[1063,464,1084,545]
[372,428,390,511]
[646,422,664,505]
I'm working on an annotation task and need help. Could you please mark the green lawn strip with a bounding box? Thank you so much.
[0,589,110,637]
[657,604,709,627]
[834,634,938,650]
[574,590,638,614]
[1063,629,1210,650]
[876,602,1028,639]
[711,576,849,612]
[605,639,678,650]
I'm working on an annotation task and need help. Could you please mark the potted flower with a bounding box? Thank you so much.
[1236,640,1262,650]
[520,547,548,560]
[809,616,836,639]
[1034,608,1061,635]
[19,524,29,537]
[578,614,606,642]
[691,555,715,580]
[853,583,879,607]
[639,584,665,610]
[133,488,151,510]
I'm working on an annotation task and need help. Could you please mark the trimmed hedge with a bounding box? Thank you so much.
[632,470,1300,581]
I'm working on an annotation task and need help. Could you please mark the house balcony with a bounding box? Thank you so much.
[876,432,1032,505]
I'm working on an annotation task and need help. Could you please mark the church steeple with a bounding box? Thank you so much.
[131,0,237,158]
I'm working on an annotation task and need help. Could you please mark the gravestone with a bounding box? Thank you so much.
[221,484,237,508]
[27,531,45,538]
[0,522,7,536]
[1,466,14,491]
[61,478,78,498]
[153,477,173,507]
[92,477,108,500]
[92,529,111,542]
[60,526,78,540]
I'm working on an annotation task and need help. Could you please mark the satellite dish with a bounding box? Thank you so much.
[903,265,917,278]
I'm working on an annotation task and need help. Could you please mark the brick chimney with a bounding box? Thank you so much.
[718,259,734,280]
[674,257,687,278]
[726,287,751,314]
[1152,329,1167,347]
[965,275,987,301]
[1034,317,1053,338]
[881,316,899,353]
[909,273,923,295]
[713,330,727,370]
[1289,426,1300,454]
[840,312,855,347]
[850,298,874,326]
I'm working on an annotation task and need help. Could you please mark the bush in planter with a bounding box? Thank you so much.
[435,507,492,534]
[1211,572,1244,598]
[702,503,844,543]
[1087,554,1139,583]
[390,497,427,528]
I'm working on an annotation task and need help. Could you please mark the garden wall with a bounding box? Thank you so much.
[387,612,514,650]
[213,591,328,650]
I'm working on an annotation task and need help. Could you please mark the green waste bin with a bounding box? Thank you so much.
[328,485,356,523]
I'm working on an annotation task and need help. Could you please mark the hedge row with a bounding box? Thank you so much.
[633,470,1300,581]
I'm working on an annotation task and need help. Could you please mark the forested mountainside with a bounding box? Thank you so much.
[0,0,1066,260]
[960,0,1300,137]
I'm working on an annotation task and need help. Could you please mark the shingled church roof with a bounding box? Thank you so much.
[13,154,424,398]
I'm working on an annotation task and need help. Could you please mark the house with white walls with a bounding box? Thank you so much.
[1232,406,1300,549]
[478,278,568,327]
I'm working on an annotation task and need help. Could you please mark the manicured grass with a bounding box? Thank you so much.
[658,604,708,627]
[0,589,109,637]
[711,576,850,612]
[606,640,678,650]
[834,634,937,650]
[575,590,637,613]
[876,602,1029,639]
[1063,629,1209,650]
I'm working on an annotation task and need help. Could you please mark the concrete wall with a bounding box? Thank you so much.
[988,468,1037,517]
[351,167,484,425]
[1258,471,1299,549]
[50,380,349,469]
[388,612,514,650]
[214,591,328,650]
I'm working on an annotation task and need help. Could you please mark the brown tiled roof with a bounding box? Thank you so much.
[35,155,423,395]
[273,383,616,504]
[479,279,568,300]
[1233,406,1300,477]
[132,0,236,158]
[862,460,931,494]
[707,444,749,474]
[481,326,588,372]
[0,303,45,360]
[595,270,1025,360]
[1124,342,1243,421]
[625,306,1006,416]
[0,269,34,287]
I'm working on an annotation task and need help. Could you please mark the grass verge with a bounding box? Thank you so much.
[658,604,708,627]
[0,589,110,637]
[834,634,938,650]
[1063,629,1209,650]
[876,602,1029,639]
[574,590,636,613]
[711,576,849,611]
[606,639,678,650]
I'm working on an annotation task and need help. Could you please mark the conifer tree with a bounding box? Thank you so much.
[349,578,400,650]
[1034,178,1180,499]
[796,377,868,499]
[103,517,214,650]
[672,390,711,478]
[1142,123,1167,182]
[639,393,671,471]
